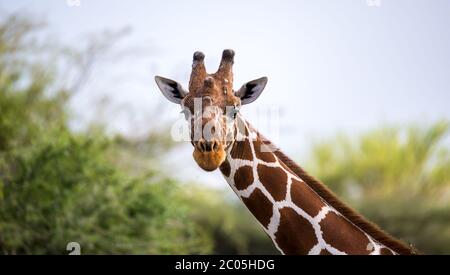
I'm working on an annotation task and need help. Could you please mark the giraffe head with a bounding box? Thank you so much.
[155,49,268,171]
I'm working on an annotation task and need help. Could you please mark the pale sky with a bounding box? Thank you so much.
[2,0,449,186]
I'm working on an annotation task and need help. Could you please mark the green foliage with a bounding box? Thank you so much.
[307,122,450,254]
[0,132,212,254]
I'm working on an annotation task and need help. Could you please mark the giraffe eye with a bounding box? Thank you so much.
[180,109,191,120]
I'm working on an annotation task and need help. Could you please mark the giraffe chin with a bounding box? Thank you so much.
[193,148,227,172]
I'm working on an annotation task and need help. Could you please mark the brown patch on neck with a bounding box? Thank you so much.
[241,188,273,229]
[320,211,371,255]
[253,138,276,163]
[219,158,231,177]
[257,164,287,201]
[230,139,253,161]
[290,178,325,217]
[275,207,317,255]
[234,166,254,190]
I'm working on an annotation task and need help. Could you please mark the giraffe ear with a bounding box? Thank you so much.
[235,77,268,105]
[155,76,188,104]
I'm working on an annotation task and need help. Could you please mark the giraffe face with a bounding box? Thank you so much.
[155,49,268,171]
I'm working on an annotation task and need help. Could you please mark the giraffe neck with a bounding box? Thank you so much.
[218,117,401,255]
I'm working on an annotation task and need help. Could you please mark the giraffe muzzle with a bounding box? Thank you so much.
[193,138,226,171]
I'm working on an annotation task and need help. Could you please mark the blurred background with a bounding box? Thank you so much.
[0,0,449,254]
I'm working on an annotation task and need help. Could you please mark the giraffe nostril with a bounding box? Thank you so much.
[212,140,219,151]
[197,139,212,152]
[202,142,209,152]
[197,139,221,152]
[197,139,205,151]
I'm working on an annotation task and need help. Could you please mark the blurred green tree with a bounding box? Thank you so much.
[306,121,450,254]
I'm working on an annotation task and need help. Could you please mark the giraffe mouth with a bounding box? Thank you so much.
[192,146,227,172]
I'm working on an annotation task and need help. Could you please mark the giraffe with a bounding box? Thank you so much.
[154,49,417,255]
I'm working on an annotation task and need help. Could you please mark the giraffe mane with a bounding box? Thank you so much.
[254,131,419,255]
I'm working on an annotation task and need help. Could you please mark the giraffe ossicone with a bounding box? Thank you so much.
[154,49,417,255]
